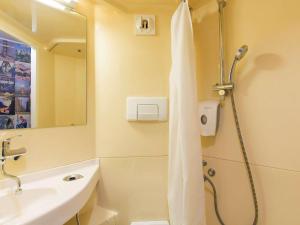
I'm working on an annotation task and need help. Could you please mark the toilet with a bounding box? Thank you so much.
[131,221,169,225]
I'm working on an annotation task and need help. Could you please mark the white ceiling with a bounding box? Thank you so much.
[105,0,178,4]
[95,0,202,11]
[0,0,86,46]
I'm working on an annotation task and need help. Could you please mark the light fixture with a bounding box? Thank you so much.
[35,0,67,11]
[62,0,79,3]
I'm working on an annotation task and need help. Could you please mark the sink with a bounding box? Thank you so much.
[0,188,57,224]
[0,159,100,225]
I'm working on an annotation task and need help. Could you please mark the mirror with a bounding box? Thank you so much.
[0,0,87,129]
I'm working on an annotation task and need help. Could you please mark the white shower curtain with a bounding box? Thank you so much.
[168,1,206,225]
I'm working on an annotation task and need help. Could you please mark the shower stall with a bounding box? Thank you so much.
[193,0,259,224]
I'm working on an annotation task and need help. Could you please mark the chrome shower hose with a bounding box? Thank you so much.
[230,91,259,225]
[205,91,259,225]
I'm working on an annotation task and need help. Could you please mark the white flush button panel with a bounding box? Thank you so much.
[135,15,156,36]
[127,97,168,121]
[199,100,220,136]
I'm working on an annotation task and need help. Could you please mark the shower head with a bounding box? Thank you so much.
[217,0,227,8]
[228,45,249,83]
[235,45,248,61]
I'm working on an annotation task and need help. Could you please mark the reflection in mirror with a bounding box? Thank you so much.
[0,0,87,129]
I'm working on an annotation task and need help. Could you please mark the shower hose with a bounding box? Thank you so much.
[205,91,259,225]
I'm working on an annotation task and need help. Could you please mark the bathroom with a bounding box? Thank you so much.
[0,0,298,225]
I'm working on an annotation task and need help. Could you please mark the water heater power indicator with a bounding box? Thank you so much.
[200,115,208,125]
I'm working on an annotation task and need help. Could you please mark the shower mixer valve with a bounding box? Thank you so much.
[212,83,234,96]
[213,45,248,97]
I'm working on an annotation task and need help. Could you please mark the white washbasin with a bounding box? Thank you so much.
[0,188,57,224]
[0,159,100,225]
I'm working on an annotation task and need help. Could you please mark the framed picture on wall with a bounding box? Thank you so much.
[14,43,31,64]
[16,114,30,129]
[0,60,15,78]
[15,75,30,96]
[0,115,15,129]
[0,76,15,95]
[0,95,15,115]
[15,96,30,113]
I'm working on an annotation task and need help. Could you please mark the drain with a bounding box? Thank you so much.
[63,174,84,182]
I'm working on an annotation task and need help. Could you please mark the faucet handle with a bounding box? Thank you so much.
[2,135,26,160]
[5,147,27,157]
[4,135,22,142]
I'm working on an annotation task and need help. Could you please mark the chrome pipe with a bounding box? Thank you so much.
[212,83,234,91]
[0,135,25,193]
[218,0,226,84]
[228,59,237,83]
[76,213,81,225]
[1,164,22,192]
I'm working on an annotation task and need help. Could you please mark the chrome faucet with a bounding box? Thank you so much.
[1,135,27,192]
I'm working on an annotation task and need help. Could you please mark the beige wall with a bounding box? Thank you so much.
[54,54,86,126]
[36,48,56,127]
[94,2,171,224]
[4,0,300,225]
[0,0,95,176]
[194,0,300,224]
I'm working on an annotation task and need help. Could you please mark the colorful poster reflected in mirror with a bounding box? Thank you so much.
[0,30,31,129]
